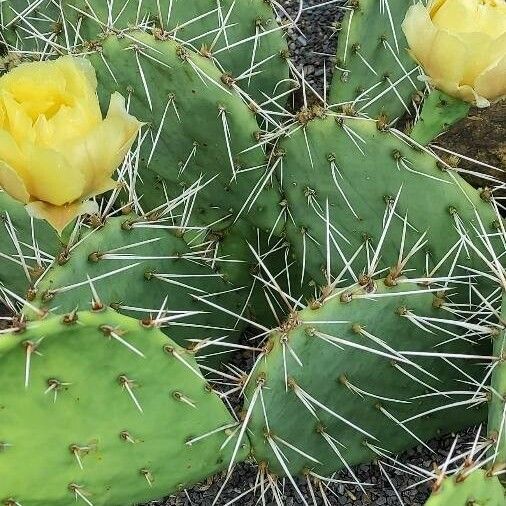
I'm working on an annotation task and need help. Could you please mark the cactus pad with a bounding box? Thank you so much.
[329,0,423,121]
[88,31,281,232]
[0,190,60,295]
[244,279,488,477]
[276,115,496,290]
[424,470,505,506]
[28,215,247,356]
[0,309,246,505]
[63,0,290,105]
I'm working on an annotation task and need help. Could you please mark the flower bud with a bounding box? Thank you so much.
[402,0,506,108]
[0,56,142,233]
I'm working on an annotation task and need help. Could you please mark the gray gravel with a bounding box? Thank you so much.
[149,432,477,506]
[146,5,478,505]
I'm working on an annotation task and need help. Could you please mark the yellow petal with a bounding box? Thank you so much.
[0,61,68,121]
[25,199,99,235]
[454,32,496,85]
[1,91,35,145]
[402,4,438,66]
[85,177,118,199]
[423,29,468,85]
[427,0,448,16]
[476,0,506,38]
[0,129,30,185]
[431,0,479,33]
[55,56,98,97]
[25,147,86,206]
[62,92,142,196]
[0,160,30,204]
[474,54,506,103]
[53,56,102,121]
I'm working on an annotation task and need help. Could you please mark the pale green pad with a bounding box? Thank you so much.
[0,309,247,505]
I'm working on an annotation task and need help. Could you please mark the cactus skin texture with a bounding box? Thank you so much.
[27,215,247,357]
[244,279,487,477]
[0,190,60,294]
[410,90,471,146]
[63,0,289,105]
[488,293,506,479]
[0,309,247,505]
[89,31,281,233]
[329,0,423,121]
[276,115,496,292]
[424,470,505,506]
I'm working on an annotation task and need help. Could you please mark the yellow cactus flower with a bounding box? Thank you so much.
[402,0,506,107]
[0,56,141,233]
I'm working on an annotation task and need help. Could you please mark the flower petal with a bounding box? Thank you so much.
[1,91,35,145]
[402,3,438,65]
[0,129,30,183]
[62,92,142,196]
[0,61,68,121]
[0,160,30,204]
[427,0,447,16]
[25,147,86,206]
[456,32,496,86]
[54,56,102,120]
[430,0,506,36]
[474,54,506,104]
[25,199,99,235]
[423,29,468,88]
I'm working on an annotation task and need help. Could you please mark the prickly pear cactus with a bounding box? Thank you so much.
[274,114,496,291]
[0,0,504,504]
[88,31,281,232]
[0,0,62,52]
[329,0,424,121]
[244,278,489,478]
[0,309,248,505]
[63,0,290,105]
[424,470,505,506]
[25,214,248,358]
[488,292,506,478]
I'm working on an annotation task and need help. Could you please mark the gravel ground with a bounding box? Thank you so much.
[149,432,476,506]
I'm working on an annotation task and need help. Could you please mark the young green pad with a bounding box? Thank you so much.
[424,470,505,506]
[63,0,290,106]
[0,190,61,296]
[410,90,471,146]
[244,279,488,477]
[0,309,248,505]
[276,115,497,292]
[329,0,424,121]
[88,31,282,233]
[28,215,248,359]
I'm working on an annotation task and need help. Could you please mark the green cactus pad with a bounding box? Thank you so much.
[88,31,281,232]
[63,0,290,105]
[244,279,488,476]
[28,215,248,358]
[410,90,471,146]
[276,115,496,290]
[329,0,423,121]
[488,293,506,473]
[0,190,61,295]
[424,470,505,506]
[0,309,247,505]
